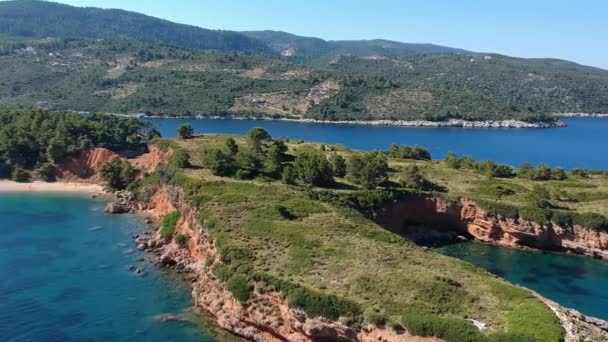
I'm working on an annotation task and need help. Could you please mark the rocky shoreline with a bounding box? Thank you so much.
[559,113,608,118]
[145,114,567,128]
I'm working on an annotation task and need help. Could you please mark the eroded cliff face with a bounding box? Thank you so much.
[54,147,119,182]
[374,195,608,259]
[136,185,440,342]
[53,144,173,183]
[129,144,174,174]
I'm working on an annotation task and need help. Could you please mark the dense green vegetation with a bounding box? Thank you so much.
[160,211,180,238]
[242,30,466,64]
[0,1,607,122]
[0,109,152,180]
[311,54,608,121]
[99,156,135,190]
[176,124,194,139]
[139,134,567,341]
[174,234,190,248]
[0,0,269,53]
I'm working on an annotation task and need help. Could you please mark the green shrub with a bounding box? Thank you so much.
[11,167,31,182]
[346,152,388,189]
[253,273,361,321]
[329,153,347,177]
[0,161,12,179]
[100,157,135,190]
[364,307,387,326]
[281,165,296,184]
[160,211,180,238]
[573,212,608,231]
[307,188,418,212]
[33,163,55,182]
[219,245,255,263]
[476,200,519,219]
[402,313,480,342]
[171,149,191,168]
[569,168,589,178]
[227,275,251,302]
[203,148,235,176]
[519,207,550,225]
[400,165,441,191]
[551,167,567,180]
[551,210,573,227]
[293,151,334,187]
[492,164,516,178]
[287,287,361,321]
[174,234,190,247]
[444,151,460,169]
[401,313,532,342]
[389,144,431,160]
[212,263,234,282]
[177,124,194,139]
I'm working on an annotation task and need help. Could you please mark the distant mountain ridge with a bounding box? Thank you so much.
[241,30,468,62]
[0,1,468,59]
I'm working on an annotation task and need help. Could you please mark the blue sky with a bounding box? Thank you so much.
[53,0,607,69]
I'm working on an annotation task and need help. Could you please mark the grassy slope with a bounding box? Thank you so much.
[389,159,608,218]
[155,135,565,342]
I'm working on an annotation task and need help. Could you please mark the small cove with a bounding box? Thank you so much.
[436,241,608,320]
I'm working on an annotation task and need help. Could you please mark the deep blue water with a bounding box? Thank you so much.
[149,117,608,170]
[0,193,227,342]
[437,242,608,320]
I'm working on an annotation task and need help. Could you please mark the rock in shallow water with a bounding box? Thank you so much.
[104,202,129,214]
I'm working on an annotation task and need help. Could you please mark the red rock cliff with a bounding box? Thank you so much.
[374,195,608,259]
[53,144,173,183]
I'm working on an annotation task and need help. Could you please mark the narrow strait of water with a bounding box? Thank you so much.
[149,117,608,170]
[0,193,224,342]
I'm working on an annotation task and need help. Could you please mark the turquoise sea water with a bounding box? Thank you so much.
[0,193,223,342]
[149,117,608,170]
[437,242,608,320]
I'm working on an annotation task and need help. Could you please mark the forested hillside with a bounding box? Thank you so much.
[0,0,269,53]
[0,1,607,123]
[308,54,608,121]
[241,30,467,64]
[0,110,153,180]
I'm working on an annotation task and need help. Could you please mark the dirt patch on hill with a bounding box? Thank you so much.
[111,83,142,99]
[141,60,170,68]
[240,67,266,78]
[171,62,209,72]
[231,80,340,117]
[280,69,310,78]
[105,56,134,79]
[281,48,296,56]
[129,144,174,174]
[365,88,434,118]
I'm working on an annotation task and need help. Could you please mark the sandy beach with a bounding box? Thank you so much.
[0,180,104,194]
